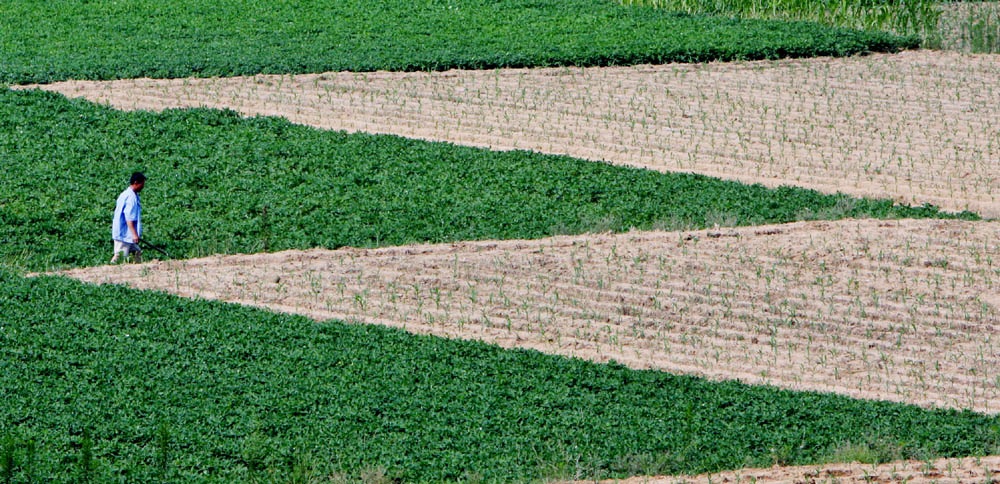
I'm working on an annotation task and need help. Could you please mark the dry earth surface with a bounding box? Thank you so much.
[56,219,1000,413]
[565,455,1000,484]
[21,51,1000,216]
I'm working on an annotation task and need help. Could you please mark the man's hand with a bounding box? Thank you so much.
[126,219,140,245]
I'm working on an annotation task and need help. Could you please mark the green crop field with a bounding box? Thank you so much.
[0,0,918,85]
[0,88,974,273]
[2,273,999,483]
[2,0,997,482]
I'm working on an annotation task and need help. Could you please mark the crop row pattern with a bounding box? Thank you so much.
[0,0,917,85]
[1,272,999,482]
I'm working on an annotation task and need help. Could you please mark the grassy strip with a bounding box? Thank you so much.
[622,0,943,36]
[0,0,918,85]
[1,272,999,483]
[0,88,977,272]
[933,1,1000,53]
[622,0,999,53]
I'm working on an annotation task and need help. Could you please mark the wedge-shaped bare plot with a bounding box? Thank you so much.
[29,51,1000,216]
[59,219,1000,413]
[570,455,1000,484]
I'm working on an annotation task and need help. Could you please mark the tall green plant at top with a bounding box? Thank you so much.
[622,0,941,45]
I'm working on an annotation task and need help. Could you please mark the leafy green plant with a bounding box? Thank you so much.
[155,422,170,481]
[0,0,917,85]
[1,436,14,484]
[23,439,35,484]
[2,272,999,483]
[77,429,93,484]
[0,89,976,273]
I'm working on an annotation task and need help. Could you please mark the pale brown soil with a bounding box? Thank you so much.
[56,219,1000,413]
[19,51,1000,216]
[569,455,1000,484]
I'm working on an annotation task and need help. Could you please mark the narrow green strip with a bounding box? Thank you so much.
[0,0,918,85]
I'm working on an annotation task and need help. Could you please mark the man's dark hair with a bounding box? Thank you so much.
[130,172,146,185]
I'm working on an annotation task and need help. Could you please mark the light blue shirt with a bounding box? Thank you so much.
[112,187,141,242]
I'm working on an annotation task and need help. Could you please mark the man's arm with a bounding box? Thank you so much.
[126,219,140,244]
[124,195,140,244]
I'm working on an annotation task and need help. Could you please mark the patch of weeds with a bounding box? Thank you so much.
[648,216,698,232]
[610,452,679,477]
[796,197,859,221]
[823,437,924,466]
[551,213,622,235]
[328,467,397,484]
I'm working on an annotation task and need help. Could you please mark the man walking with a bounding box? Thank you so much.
[111,172,146,263]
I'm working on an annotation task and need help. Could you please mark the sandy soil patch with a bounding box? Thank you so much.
[569,455,1000,484]
[20,50,1000,216]
[56,219,1000,413]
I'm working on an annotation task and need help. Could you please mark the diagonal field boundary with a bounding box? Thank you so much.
[565,454,1000,484]
[22,50,1000,216]
[56,219,1000,414]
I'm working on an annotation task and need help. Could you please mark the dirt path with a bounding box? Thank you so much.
[56,219,1000,414]
[21,50,1000,216]
[566,455,1000,484]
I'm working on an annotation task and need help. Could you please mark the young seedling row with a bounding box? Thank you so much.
[59,219,1000,414]
[26,50,1000,216]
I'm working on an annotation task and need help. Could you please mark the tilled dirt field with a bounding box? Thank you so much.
[568,455,1000,484]
[58,219,1000,413]
[24,51,1000,216]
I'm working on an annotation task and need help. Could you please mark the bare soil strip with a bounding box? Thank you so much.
[568,455,1000,484]
[57,219,1000,413]
[22,51,1000,216]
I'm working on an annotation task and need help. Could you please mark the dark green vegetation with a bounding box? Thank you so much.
[2,272,999,483]
[0,0,919,85]
[0,88,976,272]
[0,2,992,483]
